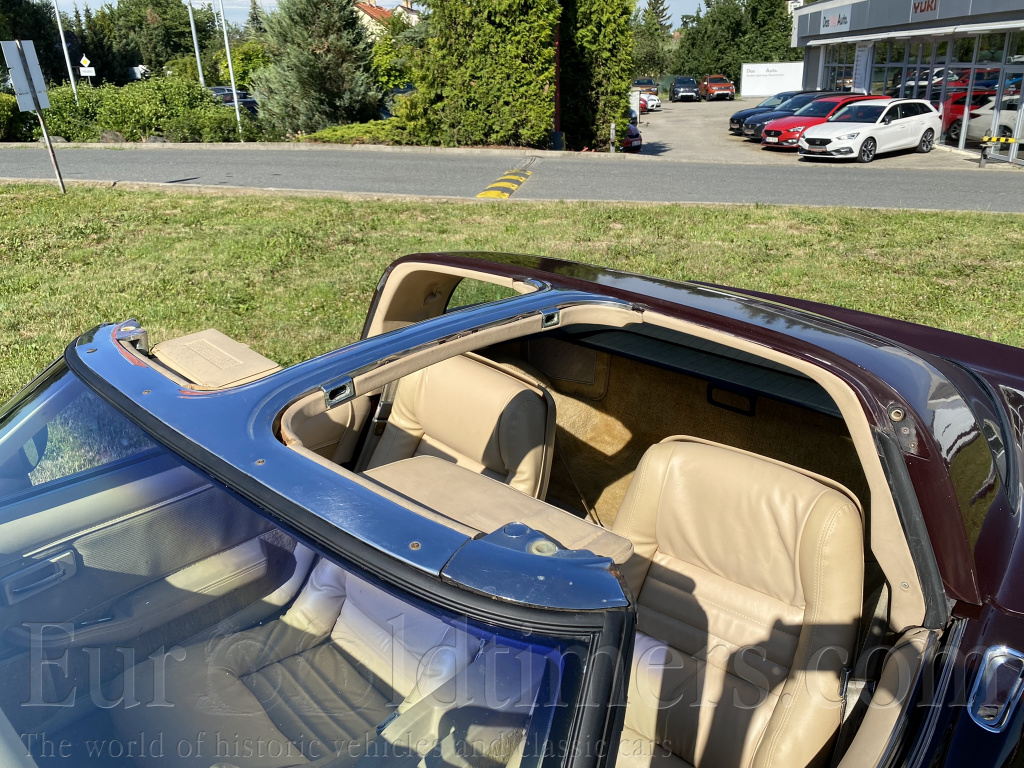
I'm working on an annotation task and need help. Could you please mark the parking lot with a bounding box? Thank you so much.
[635,97,993,171]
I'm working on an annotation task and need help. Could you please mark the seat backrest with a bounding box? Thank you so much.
[613,437,863,768]
[283,559,478,710]
[366,354,556,498]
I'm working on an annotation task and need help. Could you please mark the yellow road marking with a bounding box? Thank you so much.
[476,166,533,199]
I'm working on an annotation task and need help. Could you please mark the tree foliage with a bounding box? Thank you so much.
[0,0,64,84]
[400,0,560,147]
[370,15,419,95]
[561,0,634,149]
[250,0,379,135]
[671,0,802,81]
[632,0,671,78]
[212,39,270,90]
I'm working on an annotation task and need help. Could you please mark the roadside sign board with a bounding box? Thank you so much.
[1,39,66,194]
[1,39,50,110]
[80,67,95,76]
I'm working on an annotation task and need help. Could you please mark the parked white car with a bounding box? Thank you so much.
[965,95,1020,142]
[798,99,941,162]
[645,93,662,110]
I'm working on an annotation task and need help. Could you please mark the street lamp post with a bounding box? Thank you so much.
[51,0,78,104]
[187,0,206,88]
[217,0,244,137]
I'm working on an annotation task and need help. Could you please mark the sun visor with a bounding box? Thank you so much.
[150,329,281,389]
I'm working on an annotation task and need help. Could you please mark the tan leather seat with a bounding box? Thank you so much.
[613,437,863,768]
[366,354,556,498]
[112,560,479,768]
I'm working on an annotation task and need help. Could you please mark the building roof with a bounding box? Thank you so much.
[355,3,394,24]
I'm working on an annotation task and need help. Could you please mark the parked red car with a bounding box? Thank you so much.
[621,123,642,152]
[762,94,889,148]
[941,89,998,142]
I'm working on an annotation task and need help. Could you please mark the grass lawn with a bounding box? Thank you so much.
[2,182,1023,401]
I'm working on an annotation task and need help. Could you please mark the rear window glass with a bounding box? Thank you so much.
[446,278,519,312]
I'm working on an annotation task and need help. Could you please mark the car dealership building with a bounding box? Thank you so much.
[791,0,1023,163]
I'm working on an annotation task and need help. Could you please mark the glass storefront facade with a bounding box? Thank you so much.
[815,29,1023,163]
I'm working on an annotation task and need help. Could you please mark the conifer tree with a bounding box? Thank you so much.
[251,0,379,135]
[246,0,264,36]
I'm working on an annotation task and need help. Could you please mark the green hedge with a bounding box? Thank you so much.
[1,93,38,141]
[400,0,561,148]
[35,79,269,142]
[302,119,408,145]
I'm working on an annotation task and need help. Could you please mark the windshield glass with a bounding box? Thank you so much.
[828,103,887,123]
[0,365,589,768]
[757,93,789,108]
[633,79,655,86]
[710,77,730,84]
[795,100,842,117]
[675,77,696,86]
[0,364,157,503]
[777,93,816,111]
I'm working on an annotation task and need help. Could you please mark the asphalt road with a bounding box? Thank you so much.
[2,142,1021,211]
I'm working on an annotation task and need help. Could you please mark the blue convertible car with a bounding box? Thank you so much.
[1,253,1023,768]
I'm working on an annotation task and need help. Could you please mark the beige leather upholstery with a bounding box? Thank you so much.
[365,456,634,563]
[366,354,556,498]
[614,437,863,768]
[113,560,478,768]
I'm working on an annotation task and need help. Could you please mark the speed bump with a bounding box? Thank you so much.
[477,169,533,199]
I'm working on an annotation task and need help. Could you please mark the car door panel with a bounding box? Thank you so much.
[0,455,274,648]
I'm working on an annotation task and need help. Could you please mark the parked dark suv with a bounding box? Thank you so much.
[670,76,699,102]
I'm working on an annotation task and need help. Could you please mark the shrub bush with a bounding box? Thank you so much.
[0,94,33,141]
[33,79,271,142]
[302,119,408,145]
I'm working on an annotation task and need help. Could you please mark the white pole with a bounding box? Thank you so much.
[51,0,78,104]
[187,0,206,88]
[217,0,244,138]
